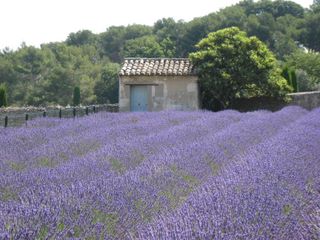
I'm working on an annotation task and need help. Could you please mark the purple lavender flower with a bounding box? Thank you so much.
[0,107,319,239]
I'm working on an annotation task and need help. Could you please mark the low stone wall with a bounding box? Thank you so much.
[0,104,119,114]
[0,104,119,127]
[230,91,320,112]
[288,91,320,110]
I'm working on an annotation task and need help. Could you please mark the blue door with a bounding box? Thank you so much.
[130,85,148,111]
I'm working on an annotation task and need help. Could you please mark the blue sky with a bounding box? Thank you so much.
[0,0,313,50]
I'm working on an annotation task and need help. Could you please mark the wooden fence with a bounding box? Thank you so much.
[0,104,118,128]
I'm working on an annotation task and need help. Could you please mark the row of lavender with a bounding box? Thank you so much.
[0,107,319,239]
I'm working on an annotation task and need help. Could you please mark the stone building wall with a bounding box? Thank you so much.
[119,75,199,112]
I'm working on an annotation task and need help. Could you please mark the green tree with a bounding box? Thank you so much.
[124,24,153,40]
[180,17,210,56]
[241,0,304,18]
[0,52,18,104]
[0,84,8,107]
[94,63,120,104]
[189,27,291,111]
[66,30,96,46]
[290,69,298,92]
[73,86,81,106]
[301,10,320,51]
[122,35,165,58]
[245,12,276,46]
[98,26,127,62]
[153,18,186,57]
[99,25,153,62]
[282,66,292,85]
[42,66,75,105]
[286,50,320,91]
[281,66,298,92]
[311,0,320,12]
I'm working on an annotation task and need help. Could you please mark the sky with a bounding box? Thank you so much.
[0,0,314,50]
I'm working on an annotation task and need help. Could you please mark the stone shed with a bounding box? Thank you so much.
[119,58,199,112]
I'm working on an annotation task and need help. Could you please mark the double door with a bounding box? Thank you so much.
[130,85,148,112]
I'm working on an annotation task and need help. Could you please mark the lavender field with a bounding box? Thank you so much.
[0,106,319,239]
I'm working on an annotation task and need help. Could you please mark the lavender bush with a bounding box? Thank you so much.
[0,107,319,239]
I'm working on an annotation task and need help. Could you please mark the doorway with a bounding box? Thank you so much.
[130,85,148,111]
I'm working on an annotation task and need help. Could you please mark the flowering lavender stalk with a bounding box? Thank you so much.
[133,108,320,239]
[0,107,319,240]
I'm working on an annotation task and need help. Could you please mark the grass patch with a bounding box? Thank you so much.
[0,187,19,201]
[283,204,292,215]
[36,224,49,240]
[93,210,119,237]
[36,157,56,168]
[132,150,145,166]
[57,222,65,232]
[71,140,101,156]
[204,155,221,176]
[134,198,153,222]
[10,162,26,171]
[170,164,199,186]
[109,157,126,174]
[155,165,201,209]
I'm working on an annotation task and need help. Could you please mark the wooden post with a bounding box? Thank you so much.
[4,116,8,128]
[85,107,89,116]
[59,108,62,119]
[43,111,46,117]
[93,105,96,113]
[73,107,76,118]
[25,113,29,126]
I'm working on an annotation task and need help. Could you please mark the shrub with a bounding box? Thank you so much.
[0,85,8,107]
[190,27,292,111]
[282,66,298,92]
[290,69,298,92]
[73,86,81,106]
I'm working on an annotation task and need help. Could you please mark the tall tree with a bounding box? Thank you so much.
[311,0,320,11]
[94,63,120,104]
[190,27,291,111]
[122,35,165,58]
[301,11,320,51]
[153,18,186,57]
[124,24,153,40]
[66,30,97,46]
[73,86,81,106]
[0,84,8,107]
[286,50,320,90]
[99,26,126,62]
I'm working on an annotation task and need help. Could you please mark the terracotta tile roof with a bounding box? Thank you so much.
[119,58,196,76]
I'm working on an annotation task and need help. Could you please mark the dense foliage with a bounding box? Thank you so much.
[0,85,7,107]
[285,50,320,91]
[0,107,319,239]
[73,87,81,106]
[0,0,320,106]
[281,66,298,92]
[190,27,291,110]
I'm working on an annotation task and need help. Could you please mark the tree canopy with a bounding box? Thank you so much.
[190,27,292,111]
[0,84,7,107]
